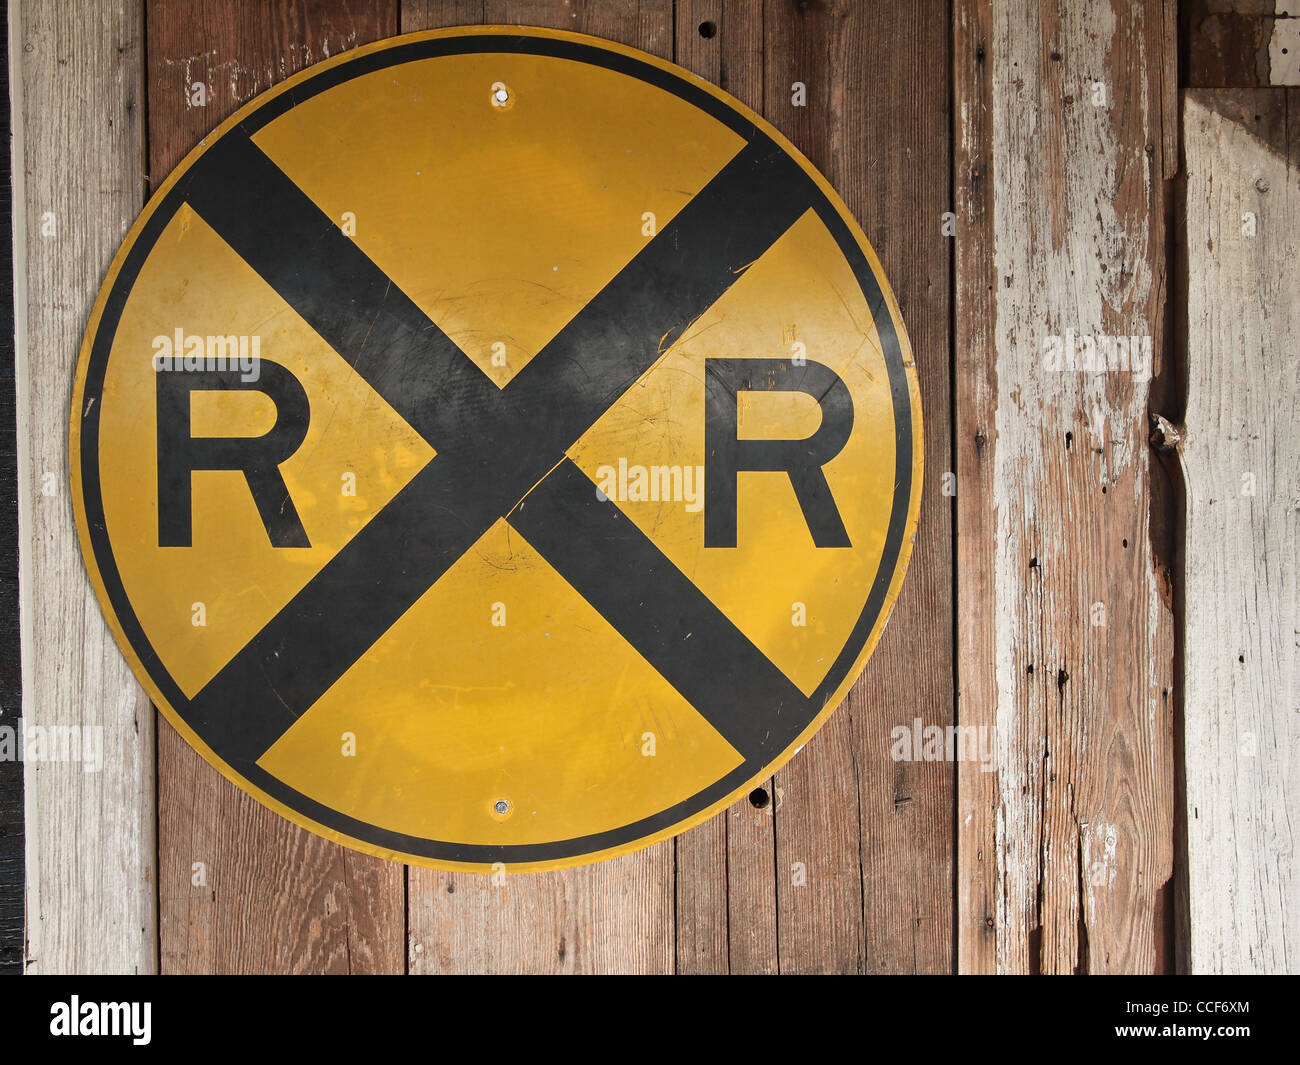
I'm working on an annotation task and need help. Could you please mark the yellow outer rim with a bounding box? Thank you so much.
[69,24,925,874]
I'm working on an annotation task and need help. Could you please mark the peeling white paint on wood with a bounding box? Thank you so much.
[1182,89,1299,975]
[11,0,156,974]
[977,0,1174,973]
[1267,17,1300,85]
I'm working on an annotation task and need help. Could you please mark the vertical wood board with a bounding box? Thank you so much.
[14,0,156,975]
[147,0,404,975]
[1181,87,1298,974]
[955,0,1176,973]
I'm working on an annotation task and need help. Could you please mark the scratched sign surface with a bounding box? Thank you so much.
[71,27,923,871]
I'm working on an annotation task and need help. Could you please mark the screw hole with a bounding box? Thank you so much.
[699,20,717,39]
[748,787,770,809]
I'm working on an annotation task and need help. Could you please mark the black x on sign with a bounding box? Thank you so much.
[72,28,922,871]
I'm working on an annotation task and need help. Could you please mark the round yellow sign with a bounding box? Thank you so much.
[71,27,923,871]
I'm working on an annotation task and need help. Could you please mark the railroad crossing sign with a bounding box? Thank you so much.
[71,27,923,871]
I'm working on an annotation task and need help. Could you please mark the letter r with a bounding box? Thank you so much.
[156,364,311,547]
[704,357,853,548]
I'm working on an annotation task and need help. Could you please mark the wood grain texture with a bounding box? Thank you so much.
[1181,87,1298,974]
[409,841,673,974]
[953,0,998,977]
[400,0,677,975]
[12,0,156,975]
[672,0,778,977]
[1161,0,1179,180]
[954,0,1176,973]
[147,0,405,975]
[0,0,23,975]
[1184,1,1300,88]
[760,0,862,975]
[720,783,779,972]
[762,0,954,975]
[672,799,727,973]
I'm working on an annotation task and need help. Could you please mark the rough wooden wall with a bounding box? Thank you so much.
[7,0,1295,974]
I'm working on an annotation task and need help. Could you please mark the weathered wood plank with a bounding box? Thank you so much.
[400,0,677,975]
[758,0,861,974]
[409,841,673,974]
[13,0,156,975]
[672,802,727,974]
[954,0,1176,973]
[400,0,483,27]
[1,0,25,975]
[1181,87,1299,974]
[147,0,405,975]
[1161,0,1179,180]
[836,0,954,977]
[763,0,954,975]
[953,0,998,977]
[672,0,777,977]
[722,785,779,973]
[1185,1,1300,88]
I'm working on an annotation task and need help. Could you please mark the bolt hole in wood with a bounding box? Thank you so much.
[748,787,770,809]
[698,20,717,39]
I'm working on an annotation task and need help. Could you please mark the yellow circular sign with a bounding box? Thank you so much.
[71,27,923,871]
